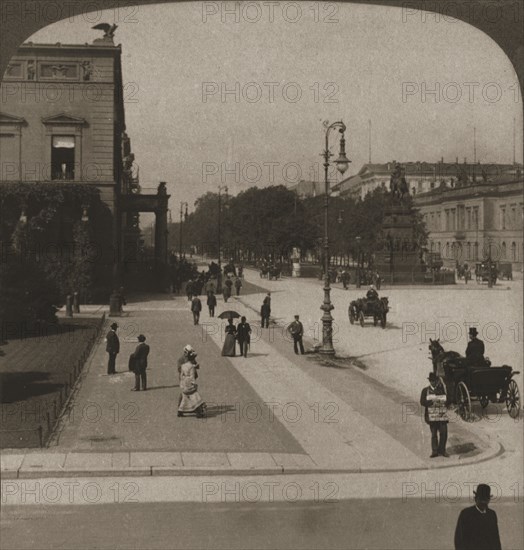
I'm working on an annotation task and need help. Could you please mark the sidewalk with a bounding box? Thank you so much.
[1,284,503,479]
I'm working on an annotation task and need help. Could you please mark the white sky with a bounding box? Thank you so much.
[29,1,523,215]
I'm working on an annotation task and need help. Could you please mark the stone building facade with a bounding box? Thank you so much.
[413,176,523,272]
[334,160,521,201]
[0,36,169,292]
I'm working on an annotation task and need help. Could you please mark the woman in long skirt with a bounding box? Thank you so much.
[178,359,206,417]
[221,318,236,356]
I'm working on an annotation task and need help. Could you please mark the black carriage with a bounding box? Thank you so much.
[429,339,520,421]
[475,261,497,284]
[348,297,389,328]
[453,365,520,421]
[260,264,281,280]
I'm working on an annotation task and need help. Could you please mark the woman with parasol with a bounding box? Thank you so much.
[219,310,240,356]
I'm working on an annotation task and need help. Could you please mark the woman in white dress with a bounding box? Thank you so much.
[178,357,206,418]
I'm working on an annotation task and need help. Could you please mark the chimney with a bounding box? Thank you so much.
[441,156,444,163]
[456,157,458,164]
[464,157,467,164]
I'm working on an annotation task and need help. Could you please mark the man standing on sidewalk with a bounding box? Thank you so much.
[420,372,450,458]
[234,277,242,296]
[236,316,252,358]
[207,291,217,317]
[105,322,119,375]
[260,292,271,328]
[131,334,150,391]
[454,484,501,550]
[288,315,305,355]
[191,295,202,325]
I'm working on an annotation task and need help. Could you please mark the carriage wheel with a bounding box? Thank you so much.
[455,381,472,421]
[359,311,365,327]
[479,395,490,409]
[349,308,355,325]
[506,380,520,419]
[373,316,378,326]
[380,313,387,329]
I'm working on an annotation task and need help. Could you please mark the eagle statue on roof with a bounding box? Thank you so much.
[92,23,118,39]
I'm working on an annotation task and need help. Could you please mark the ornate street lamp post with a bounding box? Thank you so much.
[179,202,188,259]
[319,121,350,355]
[217,185,228,293]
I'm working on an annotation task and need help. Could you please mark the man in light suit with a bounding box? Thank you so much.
[105,322,120,375]
[130,334,150,391]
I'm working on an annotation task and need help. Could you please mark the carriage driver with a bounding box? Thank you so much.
[366,285,379,301]
[465,327,485,366]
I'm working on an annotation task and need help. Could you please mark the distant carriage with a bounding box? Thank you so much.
[475,261,497,284]
[428,338,520,421]
[259,264,281,280]
[498,262,513,281]
[348,296,389,328]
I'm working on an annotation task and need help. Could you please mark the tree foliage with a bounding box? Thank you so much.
[168,185,427,264]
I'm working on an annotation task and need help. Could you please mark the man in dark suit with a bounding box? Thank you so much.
[131,334,150,391]
[207,291,217,317]
[465,327,485,366]
[454,484,501,550]
[261,293,271,328]
[236,316,252,358]
[105,322,120,375]
[191,295,202,325]
[288,314,305,354]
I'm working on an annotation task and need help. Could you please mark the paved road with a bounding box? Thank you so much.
[2,498,522,549]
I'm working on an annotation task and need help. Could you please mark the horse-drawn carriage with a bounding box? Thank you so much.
[260,264,281,280]
[429,338,520,421]
[348,296,389,328]
[475,261,497,284]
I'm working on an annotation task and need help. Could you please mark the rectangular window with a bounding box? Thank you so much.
[500,206,506,230]
[51,136,75,180]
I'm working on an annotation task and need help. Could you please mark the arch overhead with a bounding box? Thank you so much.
[0,0,523,92]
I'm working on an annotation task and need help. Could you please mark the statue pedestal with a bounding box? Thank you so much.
[375,201,424,284]
[292,262,301,277]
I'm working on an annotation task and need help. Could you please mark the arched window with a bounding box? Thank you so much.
[474,242,479,260]
[466,242,471,260]
[511,242,516,261]
[501,242,506,259]
[430,241,434,252]
[437,242,441,253]
[446,242,450,258]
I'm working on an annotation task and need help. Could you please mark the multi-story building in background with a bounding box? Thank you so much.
[333,159,521,201]
[414,174,523,272]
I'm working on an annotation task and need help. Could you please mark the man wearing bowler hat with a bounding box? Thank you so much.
[420,371,450,457]
[105,322,120,375]
[130,334,150,391]
[465,326,485,366]
[454,483,501,550]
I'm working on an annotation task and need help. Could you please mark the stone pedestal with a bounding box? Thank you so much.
[375,201,424,284]
[292,262,301,277]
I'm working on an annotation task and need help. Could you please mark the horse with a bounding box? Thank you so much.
[428,338,462,377]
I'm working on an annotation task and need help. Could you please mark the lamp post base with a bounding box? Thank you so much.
[319,298,335,356]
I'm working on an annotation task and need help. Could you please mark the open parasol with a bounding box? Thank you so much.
[218,310,241,320]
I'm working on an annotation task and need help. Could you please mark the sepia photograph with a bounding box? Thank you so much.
[0,0,523,548]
